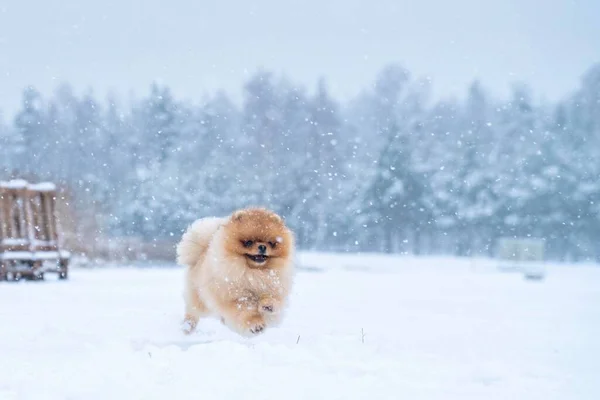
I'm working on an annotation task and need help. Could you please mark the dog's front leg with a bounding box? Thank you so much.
[219,297,266,336]
[258,294,283,314]
[257,294,287,326]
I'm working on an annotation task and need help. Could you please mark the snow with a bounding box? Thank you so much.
[32,239,58,246]
[3,64,600,260]
[0,253,599,400]
[0,180,56,191]
[0,179,28,189]
[28,182,57,191]
[1,238,29,245]
[0,251,34,260]
[0,250,70,260]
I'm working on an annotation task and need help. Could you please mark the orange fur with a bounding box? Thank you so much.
[176,207,295,337]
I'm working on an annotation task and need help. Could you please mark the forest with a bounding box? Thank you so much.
[1,63,599,262]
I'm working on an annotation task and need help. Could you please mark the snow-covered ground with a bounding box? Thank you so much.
[1,253,599,400]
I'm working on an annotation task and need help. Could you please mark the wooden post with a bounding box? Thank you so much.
[27,184,59,252]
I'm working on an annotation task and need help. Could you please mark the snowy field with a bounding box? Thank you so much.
[1,253,599,400]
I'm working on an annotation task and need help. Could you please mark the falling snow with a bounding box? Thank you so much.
[1,66,600,260]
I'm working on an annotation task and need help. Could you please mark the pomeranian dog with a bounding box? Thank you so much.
[176,207,295,337]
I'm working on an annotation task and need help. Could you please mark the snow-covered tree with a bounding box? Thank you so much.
[450,82,500,255]
[0,112,24,173]
[14,86,45,173]
[3,62,600,261]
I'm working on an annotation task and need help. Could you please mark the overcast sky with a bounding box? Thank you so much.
[0,0,598,118]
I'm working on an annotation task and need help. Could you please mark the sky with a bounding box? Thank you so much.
[0,0,598,118]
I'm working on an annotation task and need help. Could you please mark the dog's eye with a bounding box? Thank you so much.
[268,241,277,248]
[242,240,253,248]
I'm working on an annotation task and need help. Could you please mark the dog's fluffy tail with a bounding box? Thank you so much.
[176,217,226,268]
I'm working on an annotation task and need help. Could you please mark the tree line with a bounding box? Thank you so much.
[1,63,599,262]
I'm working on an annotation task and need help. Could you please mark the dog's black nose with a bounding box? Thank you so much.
[258,244,267,254]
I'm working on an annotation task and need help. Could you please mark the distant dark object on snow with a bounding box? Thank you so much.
[496,237,546,281]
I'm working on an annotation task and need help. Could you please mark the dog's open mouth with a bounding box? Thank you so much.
[246,254,268,264]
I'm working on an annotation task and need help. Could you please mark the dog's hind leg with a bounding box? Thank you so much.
[182,312,200,335]
[182,295,209,334]
[182,276,209,335]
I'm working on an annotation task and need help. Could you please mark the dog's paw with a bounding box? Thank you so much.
[259,296,278,314]
[246,315,266,335]
[250,324,265,334]
[181,319,196,335]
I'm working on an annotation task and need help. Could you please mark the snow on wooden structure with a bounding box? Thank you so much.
[0,179,70,281]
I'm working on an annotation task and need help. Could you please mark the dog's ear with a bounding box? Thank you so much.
[232,210,245,222]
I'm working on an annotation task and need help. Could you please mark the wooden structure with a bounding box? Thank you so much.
[0,179,70,281]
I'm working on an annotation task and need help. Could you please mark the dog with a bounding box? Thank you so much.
[177,207,295,336]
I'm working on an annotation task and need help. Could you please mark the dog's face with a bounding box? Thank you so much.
[223,208,293,269]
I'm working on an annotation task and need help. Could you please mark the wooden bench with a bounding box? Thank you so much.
[0,179,70,281]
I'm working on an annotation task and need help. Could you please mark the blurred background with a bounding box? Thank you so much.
[1,0,599,263]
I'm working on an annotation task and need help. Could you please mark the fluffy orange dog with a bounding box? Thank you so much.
[176,207,295,336]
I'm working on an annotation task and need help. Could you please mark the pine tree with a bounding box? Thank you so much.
[0,112,24,173]
[14,86,45,173]
[492,84,539,240]
[366,120,428,253]
[305,79,342,249]
[452,81,500,255]
[140,83,180,166]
